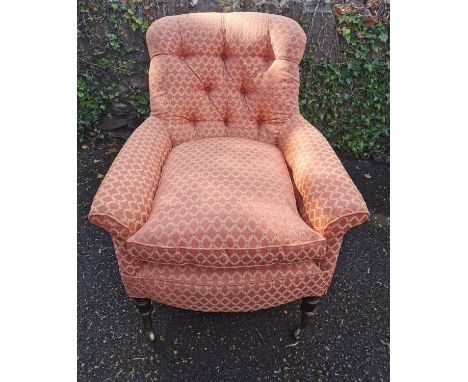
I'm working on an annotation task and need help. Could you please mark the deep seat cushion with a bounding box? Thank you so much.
[127,137,327,267]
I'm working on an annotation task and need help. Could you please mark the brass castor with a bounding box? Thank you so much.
[134,298,156,343]
[293,296,320,340]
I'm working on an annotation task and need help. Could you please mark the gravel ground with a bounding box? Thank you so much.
[78,139,390,381]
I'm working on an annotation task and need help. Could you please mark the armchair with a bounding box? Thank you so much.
[89,12,369,342]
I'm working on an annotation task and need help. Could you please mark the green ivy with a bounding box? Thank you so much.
[77,74,121,141]
[299,12,390,160]
[77,0,150,142]
[129,90,150,119]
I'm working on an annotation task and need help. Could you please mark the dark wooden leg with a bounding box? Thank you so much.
[134,298,156,343]
[293,296,320,340]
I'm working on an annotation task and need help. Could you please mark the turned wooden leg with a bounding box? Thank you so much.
[134,298,156,343]
[293,296,320,340]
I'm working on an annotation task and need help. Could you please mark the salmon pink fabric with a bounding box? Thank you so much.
[146,12,305,146]
[126,137,327,267]
[88,12,369,312]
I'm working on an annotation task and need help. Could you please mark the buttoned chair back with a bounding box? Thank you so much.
[146,12,306,146]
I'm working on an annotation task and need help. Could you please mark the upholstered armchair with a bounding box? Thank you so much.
[89,12,369,342]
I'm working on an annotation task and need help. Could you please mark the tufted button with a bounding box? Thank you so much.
[240,86,246,95]
[180,50,191,59]
[204,84,212,92]
[220,53,227,61]
[188,114,198,124]
[223,117,229,126]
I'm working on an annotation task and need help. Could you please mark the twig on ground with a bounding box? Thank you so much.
[256,328,266,345]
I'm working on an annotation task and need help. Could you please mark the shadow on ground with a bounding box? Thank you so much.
[78,140,389,381]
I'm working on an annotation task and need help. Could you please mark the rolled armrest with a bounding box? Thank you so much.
[88,117,172,239]
[279,114,369,239]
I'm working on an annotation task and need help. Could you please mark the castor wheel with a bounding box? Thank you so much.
[134,298,156,343]
[292,312,313,340]
[293,296,320,339]
[293,327,304,340]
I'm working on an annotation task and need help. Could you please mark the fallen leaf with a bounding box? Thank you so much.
[364,173,372,179]
[81,145,88,150]
[333,4,360,15]
[97,173,104,179]
[106,148,118,155]
[93,159,102,164]
[380,339,390,347]
[364,15,379,27]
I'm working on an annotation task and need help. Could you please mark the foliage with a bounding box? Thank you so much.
[77,74,121,138]
[77,0,150,142]
[299,12,389,160]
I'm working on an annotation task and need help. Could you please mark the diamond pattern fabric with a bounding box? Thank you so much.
[89,117,171,239]
[88,12,369,312]
[127,137,327,267]
[278,113,369,239]
[146,12,306,146]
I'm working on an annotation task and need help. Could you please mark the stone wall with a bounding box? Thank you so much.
[78,0,389,136]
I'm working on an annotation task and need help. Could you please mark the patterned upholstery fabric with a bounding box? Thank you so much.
[89,118,171,239]
[127,137,327,267]
[146,12,305,146]
[88,12,369,312]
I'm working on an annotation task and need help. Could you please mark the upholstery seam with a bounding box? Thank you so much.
[240,34,273,123]
[150,52,300,65]
[221,13,228,138]
[322,211,370,237]
[151,115,295,125]
[324,210,370,229]
[122,268,324,286]
[126,238,327,252]
[221,21,240,91]
[179,58,224,121]
[242,64,264,125]
[89,212,131,238]
[275,56,300,64]
[175,16,224,122]
[126,246,326,267]
[124,255,323,270]
[177,15,184,54]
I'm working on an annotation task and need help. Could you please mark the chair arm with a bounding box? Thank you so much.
[279,114,369,239]
[88,117,172,239]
